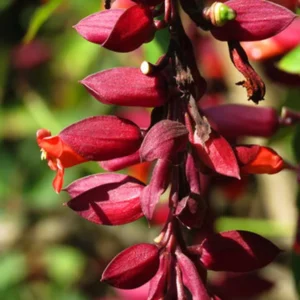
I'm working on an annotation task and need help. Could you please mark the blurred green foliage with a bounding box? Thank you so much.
[278,46,300,75]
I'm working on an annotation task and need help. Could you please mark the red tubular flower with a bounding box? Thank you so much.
[235,145,284,174]
[74,5,156,52]
[101,243,160,289]
[66,173,145,225]
[211,0,296,41]
[37,116,142,192]
[203,104,279,138]
[37,129,87,193]
[188,230,281,272]
[81,67,168,107]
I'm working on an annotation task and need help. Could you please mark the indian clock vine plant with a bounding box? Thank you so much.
[36,0,300,298]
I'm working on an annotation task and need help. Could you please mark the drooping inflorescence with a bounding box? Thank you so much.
[37,0,299,298]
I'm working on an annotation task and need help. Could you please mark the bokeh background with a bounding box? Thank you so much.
[1,0,300,299]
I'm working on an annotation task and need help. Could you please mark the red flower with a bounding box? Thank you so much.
[37,129,87,193]
[37,116,142,192]
[81,67,168,107]
[211,0,296,41]
[66,173,145,225]
[74,5,156,52]
[101,243,160,289]
[203,104,279,138]
[235,145,284,174]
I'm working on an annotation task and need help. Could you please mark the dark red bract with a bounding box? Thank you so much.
[211,0,296,41]
[74,5,156,52]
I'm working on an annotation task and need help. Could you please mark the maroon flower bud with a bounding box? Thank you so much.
[81,67,168,107]
[101,243,160,289]
[140,120,189,161]
[203,104,279,138]
[59,116,142,161]
[66,173,145,225]
[211,0,296,41]
[74,5,156,52]
[191,129,240,179]
[200,230,281,272]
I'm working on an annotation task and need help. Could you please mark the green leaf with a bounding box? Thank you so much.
[277,46,300,75]
[23,0,62,43]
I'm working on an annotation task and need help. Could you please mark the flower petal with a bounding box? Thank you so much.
[203,104,279,138]
[140,120,188,161]
[81,67,168,107]
[74,5,156,52]
[176,251,210,300]
[66,173,145,225]
[175,194,206,229]
[211,0,296,41]
[235,145,284,174]
[100,150,141,171]
[59,116,142,161]
[192,129,240,179]
[200,230,281,272]
[101,243,160,289]
[148,253,169,300]
[140,159,170,220]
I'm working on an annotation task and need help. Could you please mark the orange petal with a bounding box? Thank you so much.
[52,160,64,193]
[241,147,284,174]
[37,128,64,158]
[59,142,87,168]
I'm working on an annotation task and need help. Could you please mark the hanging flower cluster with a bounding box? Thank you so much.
[37,0,299,298]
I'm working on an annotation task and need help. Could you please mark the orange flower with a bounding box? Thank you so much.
[37,129,87,193]
[237,146,284,175]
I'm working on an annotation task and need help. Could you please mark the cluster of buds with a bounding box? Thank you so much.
[37,0,299,298]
